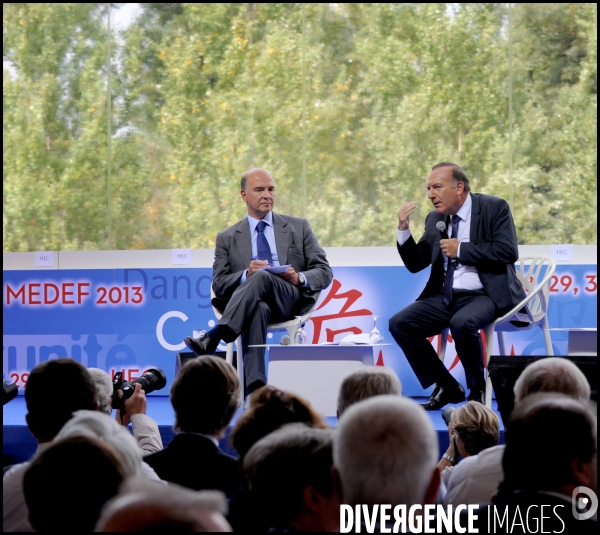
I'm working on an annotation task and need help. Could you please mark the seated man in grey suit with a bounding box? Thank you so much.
[184,168,333,399]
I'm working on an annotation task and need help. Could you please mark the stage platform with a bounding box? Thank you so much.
[3,395,504,468]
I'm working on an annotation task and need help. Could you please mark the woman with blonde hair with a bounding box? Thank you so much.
[437,401,500,488]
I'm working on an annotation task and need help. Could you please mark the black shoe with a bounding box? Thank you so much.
[422,384,465,411]
[425,384,441,405]
[184,331,212,356]
[467,387,485,404]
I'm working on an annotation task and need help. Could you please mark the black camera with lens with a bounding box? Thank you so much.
[111,368,167,411]
[442,406,456,427]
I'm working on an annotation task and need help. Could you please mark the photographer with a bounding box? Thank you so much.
[88,368,163,455]
[437,401,499,489]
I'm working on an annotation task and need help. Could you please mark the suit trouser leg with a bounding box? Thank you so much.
[389,295,456,390]
[389,291,497,391]
[449,291,497,391]
[218,270,300,390]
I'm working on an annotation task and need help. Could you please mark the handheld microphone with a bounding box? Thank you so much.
[436,221,459,268]
[280,335,291,346]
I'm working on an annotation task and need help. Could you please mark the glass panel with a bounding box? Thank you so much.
[508,3,597,244]
[4,4,111,251]
[3,3,596,251]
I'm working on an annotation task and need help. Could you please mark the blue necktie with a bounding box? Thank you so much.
[256,220,273,265]
[442,215,460,306]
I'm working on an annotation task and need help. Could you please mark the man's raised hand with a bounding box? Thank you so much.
[398,201,417,231]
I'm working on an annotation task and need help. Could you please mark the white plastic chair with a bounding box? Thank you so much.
[438,254,556,407]
[210,284,321,395]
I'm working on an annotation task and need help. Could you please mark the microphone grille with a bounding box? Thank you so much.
[280,335,291,346]
[436,221,446,232]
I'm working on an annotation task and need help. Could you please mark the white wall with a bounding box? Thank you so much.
[3,245,596,270]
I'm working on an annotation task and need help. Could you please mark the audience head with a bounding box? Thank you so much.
[171,356,241,437]
[513,357,591,404]
[337,365,402,417]
[231,385,328,460]
[54,409,143,476]
[24,435,127,532]
[25,358,98,442]
[451,401,500,457]
[502,393,597,496]
[244,423,338,532]
[96,478,232,532]
[333,395,439,507]
[87,368,114,415]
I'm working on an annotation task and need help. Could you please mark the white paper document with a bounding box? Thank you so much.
[263,264,291,274]
[339,333,371,345]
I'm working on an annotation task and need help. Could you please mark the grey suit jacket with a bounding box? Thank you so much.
[212,212,332,315]
[398,193,526,316]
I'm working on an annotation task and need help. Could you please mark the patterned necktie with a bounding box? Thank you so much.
[442,215,460,306]
[256,220,273,265]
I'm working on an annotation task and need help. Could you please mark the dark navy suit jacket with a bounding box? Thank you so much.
[398,193,526,316]
[143,433,243,497]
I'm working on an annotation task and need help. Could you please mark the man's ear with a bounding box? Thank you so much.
[302,485,321,513]
[571,457,596,488]
[423,466,442,505]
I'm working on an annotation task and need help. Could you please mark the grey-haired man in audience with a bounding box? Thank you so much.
[88,368,163,455]
[443,357,592,506]
[337,365,402,418]
[472,393,597,532]
[333,395,440,531]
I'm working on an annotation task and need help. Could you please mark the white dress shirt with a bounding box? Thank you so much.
[443,444,505,506]
[241,212,279,284]
[396,194,483,291]
[240,212,308,287]
[246,211,280,266]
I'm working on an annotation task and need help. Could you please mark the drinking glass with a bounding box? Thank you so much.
[294,316,307,344]
[369,315,383,343]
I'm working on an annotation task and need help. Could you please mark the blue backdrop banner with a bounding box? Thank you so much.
[3,265,597,397]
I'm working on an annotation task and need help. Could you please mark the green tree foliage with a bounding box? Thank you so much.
[503,3,597,244]
[3,3,154,250]
[3,3,597,251]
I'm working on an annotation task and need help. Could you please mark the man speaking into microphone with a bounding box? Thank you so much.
[389,162,525,410]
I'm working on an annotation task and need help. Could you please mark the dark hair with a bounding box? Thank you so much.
[231,385,328,460]
[25,358,98,440]
[500,394,596,494]
[432,162,471,192]
[241,172,248,191]
[244,424,335,528]
[170,355,240,434]
[24,435,126,532]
